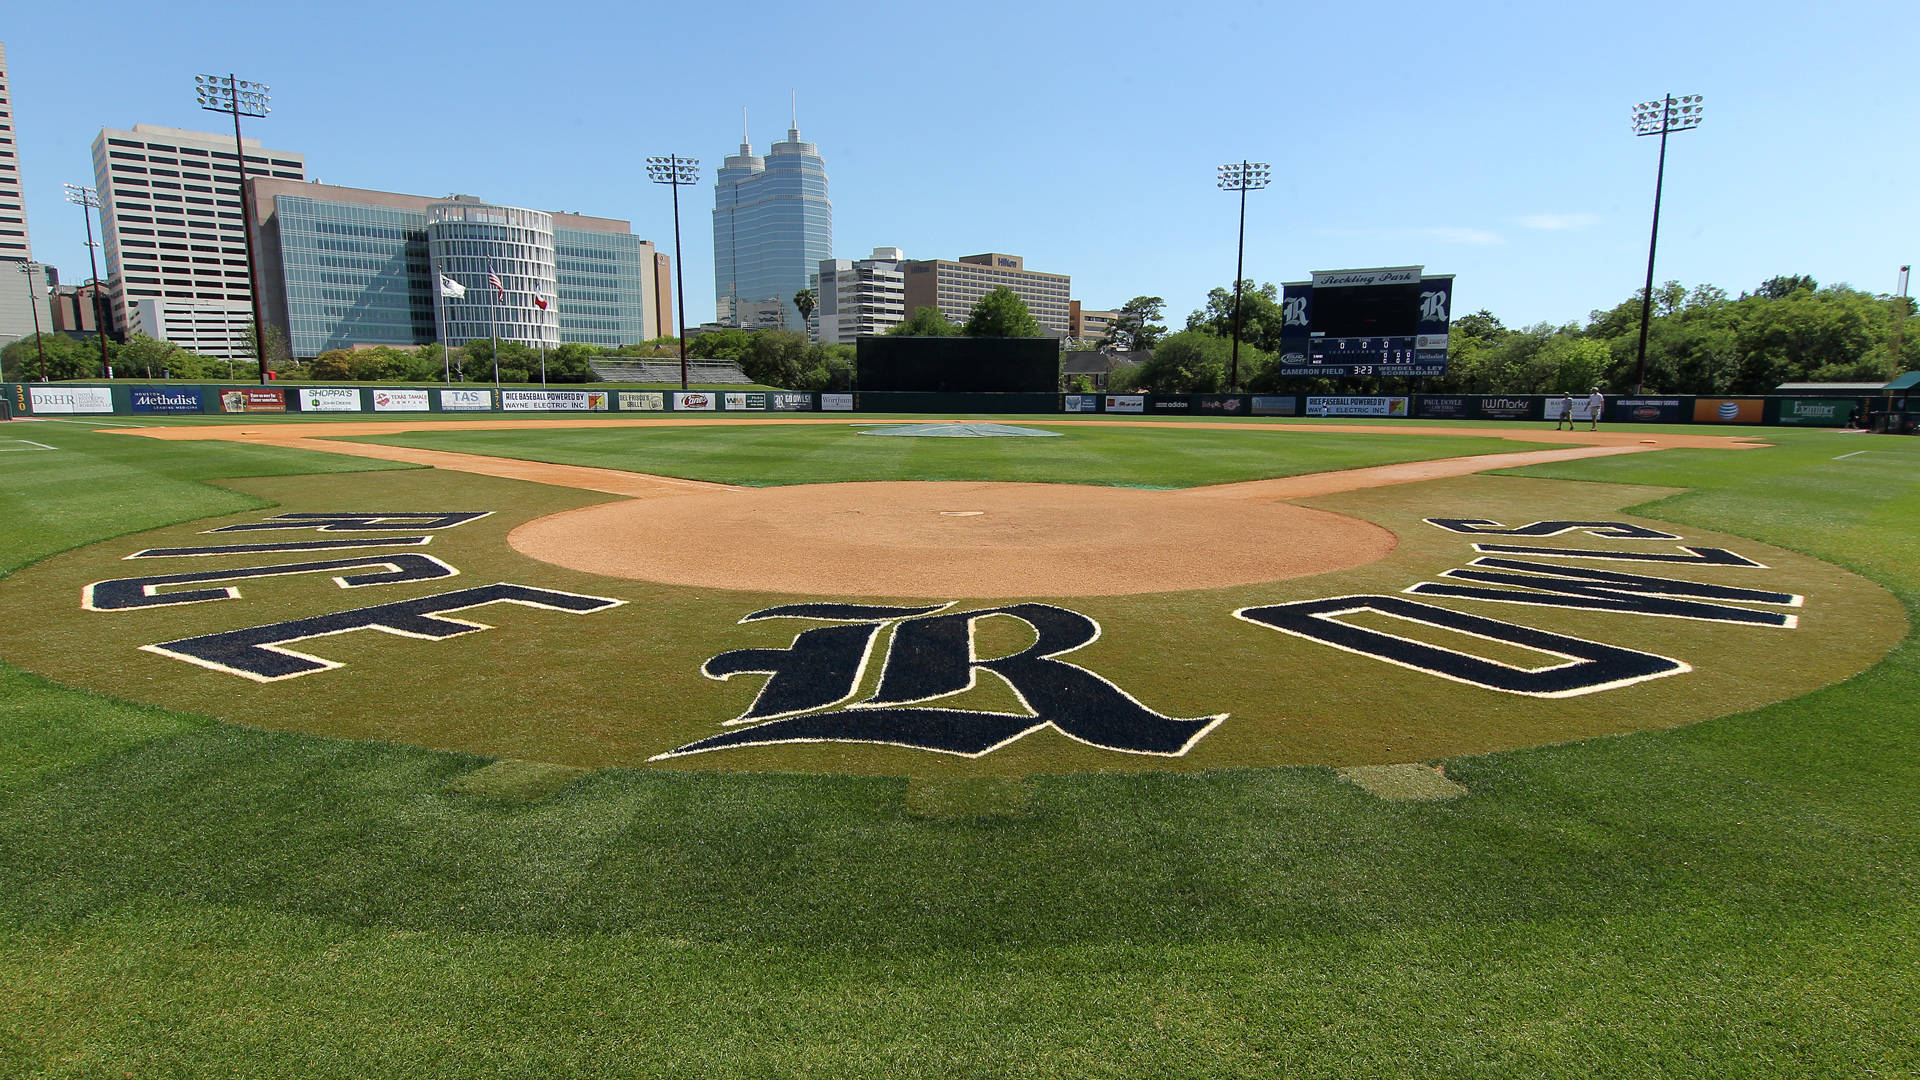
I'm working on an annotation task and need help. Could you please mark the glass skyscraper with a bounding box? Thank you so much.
[712,121,831,332]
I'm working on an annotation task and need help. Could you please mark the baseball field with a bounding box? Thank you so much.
[1,411,1916,1077]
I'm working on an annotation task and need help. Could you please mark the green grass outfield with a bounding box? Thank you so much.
[1,417,1917,1078]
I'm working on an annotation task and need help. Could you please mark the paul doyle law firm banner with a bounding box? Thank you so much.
[28,386,114,414]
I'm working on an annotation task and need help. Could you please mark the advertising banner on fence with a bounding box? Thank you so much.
[298,387,363,413]
[1693,398,1764,424]
[1306,396,1409,417]
[618,391,665,411]
[724,392,768,410]
[1476,396,1537,421]
[1612,398,1683,423]
[1777,398,1848,426]
[1103,394,1144,414]
[504,390,609,411]
[218,388,286,413]
[1416,396,1470,420]
[1196,395,1248,415]
[1251,395,1297,416]
[1543,397,1598,422]
[769,392,814,411]
[129,387,204,414]
[822,393,853,412]
[1062,394,1098,413]
[1147,396,1194,414]
[371,389,430,412]
[671,392,715,411]
[29,386,114,414]
[440,389,493,411]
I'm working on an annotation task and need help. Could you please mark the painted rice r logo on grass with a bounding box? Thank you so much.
[658,603,1226,760]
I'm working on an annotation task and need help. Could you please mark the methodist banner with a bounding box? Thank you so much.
[1612,398,1683,423]
[724,392,768,410]
[1251,395,1297,416]
[1306,396,1410,418]
[504,390,609,412]
[371,389,430,412]
[1694,398,1764,424]
[1476,396,1538,421]
[821,393,853,412]
[1103,394,1144,414]
[618,391,665,411]
[1777,398,1848,427]
[298,387,362,413]
[769,392,814,412]
[218,388,286,414]
[670,391,715,411]
[129,387,203,414]
[1415,396,1470,420]
[29,386,114,414]
[1062,394,1098,413]
[440,389,493,412]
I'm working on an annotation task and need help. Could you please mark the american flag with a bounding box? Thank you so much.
[487,263,505,301]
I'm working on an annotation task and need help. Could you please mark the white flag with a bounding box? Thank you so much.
[439,274,467,299]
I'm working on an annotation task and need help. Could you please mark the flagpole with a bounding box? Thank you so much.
[435,262,450,384]
[488,259,500,393]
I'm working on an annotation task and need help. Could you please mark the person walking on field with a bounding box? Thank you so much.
[1555,392,1575,430]
[1587,386,1605,431]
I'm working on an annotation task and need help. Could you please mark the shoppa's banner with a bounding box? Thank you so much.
[298,387,363,413]
[130,387,204,413]
[28,386,114,414]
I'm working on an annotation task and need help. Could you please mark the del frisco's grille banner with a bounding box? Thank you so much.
[130,388,204,413]
[503,390,609,412]
[617,392,666,411]
[298,388,363,413]
[29,387,114,414]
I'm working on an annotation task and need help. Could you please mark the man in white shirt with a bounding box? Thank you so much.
[1587,387,1605,431]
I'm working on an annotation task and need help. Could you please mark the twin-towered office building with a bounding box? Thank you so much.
[713,119,832,332]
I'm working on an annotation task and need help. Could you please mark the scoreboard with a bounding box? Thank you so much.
[1277,266,1453,378]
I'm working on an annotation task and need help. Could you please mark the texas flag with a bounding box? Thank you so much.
[533,295,549,311]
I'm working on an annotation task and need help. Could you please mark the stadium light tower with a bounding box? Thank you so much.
[1218,161,1272,392]
[63,183,112,379]
[195,73,272,385]
[1629,93,1704,395]
[16,263,47,381]
[646,154,700,391]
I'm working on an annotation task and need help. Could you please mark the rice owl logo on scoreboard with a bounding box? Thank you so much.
[1279,265,1453,378]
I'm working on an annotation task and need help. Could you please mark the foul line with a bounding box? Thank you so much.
[0,440,57,451]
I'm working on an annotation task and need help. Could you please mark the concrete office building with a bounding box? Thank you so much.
[1069,301,1117,344]
[0,42,54,347]
[899,253,1071,335]
[712,115,831,330]
[818,247,906,344]
[91,124,306,356]
[248,180,666,358]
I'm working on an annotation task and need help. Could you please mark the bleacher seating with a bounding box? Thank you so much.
[588,359,755,385]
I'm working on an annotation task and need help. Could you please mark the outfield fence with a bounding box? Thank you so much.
[3,382,1912,430]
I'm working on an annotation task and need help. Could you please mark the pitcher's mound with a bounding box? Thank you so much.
[509,480,1395,597]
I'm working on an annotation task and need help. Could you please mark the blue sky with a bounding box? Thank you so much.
[7,0,1915,332]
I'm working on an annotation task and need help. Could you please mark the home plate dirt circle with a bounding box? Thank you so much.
[509,480,1397,597]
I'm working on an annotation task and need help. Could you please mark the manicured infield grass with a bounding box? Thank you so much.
[340,421,1560,487]
[2,419,1918,1077]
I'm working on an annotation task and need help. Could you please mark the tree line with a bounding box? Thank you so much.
[1101,275,1917,396]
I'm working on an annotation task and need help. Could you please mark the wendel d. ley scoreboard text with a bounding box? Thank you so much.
[1279,266,1454,378]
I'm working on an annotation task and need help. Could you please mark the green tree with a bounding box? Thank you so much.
[546,342,601,383]
[963,287,1044,338]
[888,306,960,336]
[1,333,98,381]
[1103,296,1166,352]
[793,288,817,335]
[740,329,810,387]
[1186,281,1286,353]
[686,328,754,362]
[1131,330,1238,392]
[113,334,189,380]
